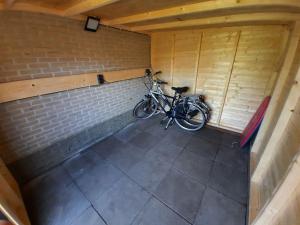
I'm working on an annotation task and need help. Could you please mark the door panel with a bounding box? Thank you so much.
[196,30,239,124]
[172,30,201,94]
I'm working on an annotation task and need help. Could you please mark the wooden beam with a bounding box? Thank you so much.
[63,0,119,17]
[0,73,99,103]
[0,2,135,33]
[8,2,64,16]
[0,69,147,103]
[4,0,17,9]
[131,12,300,31]
[105,0,300,25]
[103,68,145,82]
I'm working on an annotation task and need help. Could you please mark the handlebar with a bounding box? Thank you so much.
[153,71,162,76]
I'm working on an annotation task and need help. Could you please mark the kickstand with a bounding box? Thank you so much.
[165,118,174,130]
[160,116,169,126]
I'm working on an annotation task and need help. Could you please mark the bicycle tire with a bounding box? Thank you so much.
[133,98,158,119]
[175,102,206,131]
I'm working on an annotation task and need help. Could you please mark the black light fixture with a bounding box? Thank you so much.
[85,16,100,32]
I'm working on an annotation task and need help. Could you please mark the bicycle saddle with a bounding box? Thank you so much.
[171,86,189,93]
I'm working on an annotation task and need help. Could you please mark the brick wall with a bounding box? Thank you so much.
[0,11,150,82]
[0,11,150,166]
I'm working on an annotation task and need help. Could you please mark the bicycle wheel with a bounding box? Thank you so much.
[175,101,206,131]
[197,101,211,122]
[133,97,158,119]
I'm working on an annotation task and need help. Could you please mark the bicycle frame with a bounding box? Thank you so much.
[144,73,187,118]
[148,85,180,115]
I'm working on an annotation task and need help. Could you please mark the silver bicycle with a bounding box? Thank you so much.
[133,69,209,131]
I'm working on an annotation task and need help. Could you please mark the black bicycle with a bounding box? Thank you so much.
[133,69,209,131]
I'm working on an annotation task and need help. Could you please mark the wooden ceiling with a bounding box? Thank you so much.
[1,0,300,32]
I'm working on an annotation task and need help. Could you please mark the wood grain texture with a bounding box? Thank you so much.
[63,0,120,16]
[172,30,202,94]
[105,0,300,25]
[252,152,300,225]
[103,68,146,82]
[220,26,287,130]
[131,12,300,31]
[249,39,300,225]
[250,22,300,161]
[0,73,99,103]
[252,63,300,184]
[151,25,287,131]
[0,159,31,225]
[0,69,147,103]
[85,0,202,20]
[151,32,174,95]
[196,30,240,124]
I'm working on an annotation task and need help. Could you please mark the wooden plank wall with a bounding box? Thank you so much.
[151,25,289,132]
[249,53,300,225]
[248,22,300,225]
[251,24,300,163]
[151,33,174,95]
[172,30,201,95]
[197,30,239,124]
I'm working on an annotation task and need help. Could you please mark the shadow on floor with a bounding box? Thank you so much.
[22,115,249,225]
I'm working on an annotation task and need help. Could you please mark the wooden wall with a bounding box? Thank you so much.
[249,80,300,224]
[151,25,289,132]
[247,22,300,225]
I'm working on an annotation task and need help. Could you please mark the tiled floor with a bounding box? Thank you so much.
[23,116,249,225]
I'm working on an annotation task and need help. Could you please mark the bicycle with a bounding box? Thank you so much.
[133,69,208,131]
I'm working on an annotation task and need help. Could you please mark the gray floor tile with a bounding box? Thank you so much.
[129,131,158,151]
[70,207,106,225]
[73,161,123,201]
[154,169,205,223]
[221,132,241,148]
[23,118,250,225]
[114,123,141,143]
[174,150,213,185]
[209,162,248,204]
[194,188,246,225]
[105,143,144,172]
[145,123,169,138]
[93,176,151,225]
[145,139,183,164]
[63,150,105,179]
[132,197,190,225]
[185,136,219,160]
[28,182,90,225]
[127,154,172,192]
[215,144,249,172]
[193,127,223,144]
[162,128,192,148]
[23,166,73,205]
[90,136,124,159]
[134,116,161,131]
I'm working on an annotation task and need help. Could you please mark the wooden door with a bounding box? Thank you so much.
[151,32,174,95]
[220,26,288,130]
[196,29,240,124]
[0,158,31,225]
[172,30,201,94]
